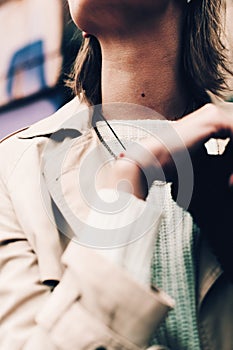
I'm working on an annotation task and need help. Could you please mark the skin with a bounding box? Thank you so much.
[68,0,233,201]
[69,0,186,118]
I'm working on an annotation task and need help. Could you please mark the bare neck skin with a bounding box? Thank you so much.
[98,3,188,120]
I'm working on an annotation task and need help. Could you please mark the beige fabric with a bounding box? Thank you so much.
[0,98,232,349]
[0,99,173,350]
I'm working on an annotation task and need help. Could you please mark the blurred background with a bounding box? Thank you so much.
[0,0,81,139]
[0,0,233,139]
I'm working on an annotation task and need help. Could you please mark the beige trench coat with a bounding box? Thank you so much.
[0,98,232,350]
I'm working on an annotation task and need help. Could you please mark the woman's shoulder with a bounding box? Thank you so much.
[0,96,87,144]
[0,97,91,180]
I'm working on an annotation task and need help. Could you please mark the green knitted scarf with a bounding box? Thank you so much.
[149,183,201,350]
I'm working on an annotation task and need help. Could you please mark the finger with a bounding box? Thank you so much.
[229,173,233,187]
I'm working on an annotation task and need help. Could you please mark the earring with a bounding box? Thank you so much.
[82,31,90,39]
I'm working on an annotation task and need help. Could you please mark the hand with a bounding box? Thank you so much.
[98,94,233,202]
[97,154,149,200]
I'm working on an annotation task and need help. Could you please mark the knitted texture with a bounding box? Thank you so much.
[149,183,200,350]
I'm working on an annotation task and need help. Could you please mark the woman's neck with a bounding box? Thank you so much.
[99,3,188,120]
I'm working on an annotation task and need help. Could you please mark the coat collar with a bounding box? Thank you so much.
[17,97,92,139]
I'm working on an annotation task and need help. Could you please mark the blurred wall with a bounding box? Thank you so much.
[0,0,81,139]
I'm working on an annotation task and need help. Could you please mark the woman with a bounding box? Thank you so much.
[1,0,233,349]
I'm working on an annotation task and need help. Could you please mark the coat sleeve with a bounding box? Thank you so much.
[0,175,174,350]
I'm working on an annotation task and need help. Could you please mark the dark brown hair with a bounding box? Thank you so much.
[68,36,102,105]
[183,0,231,106]
[68,0,231,107]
